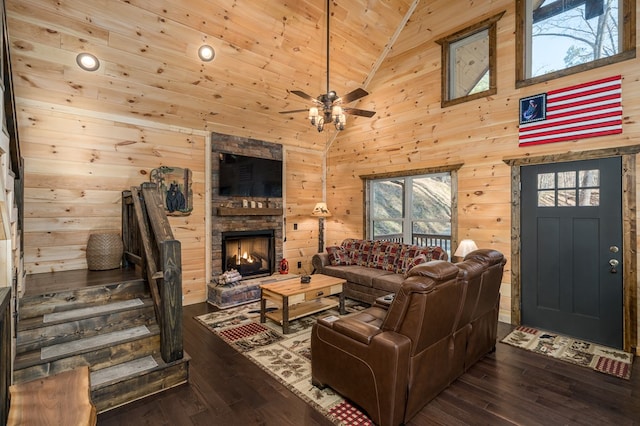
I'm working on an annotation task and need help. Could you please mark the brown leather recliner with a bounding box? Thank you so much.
[310,249,506,426]
[461,249,507,369]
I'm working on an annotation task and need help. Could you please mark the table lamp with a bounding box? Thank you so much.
[453,239,478,262]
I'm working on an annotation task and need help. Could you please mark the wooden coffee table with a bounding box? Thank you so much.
[260,274,346,334]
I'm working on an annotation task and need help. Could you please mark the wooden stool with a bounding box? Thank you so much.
[8,366,97,426]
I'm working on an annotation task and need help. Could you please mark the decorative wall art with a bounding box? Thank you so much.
[519,94,546,125]
[518,75,622,147]
[150,166,193,216]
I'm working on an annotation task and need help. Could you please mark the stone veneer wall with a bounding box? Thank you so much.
[210,132,284,283]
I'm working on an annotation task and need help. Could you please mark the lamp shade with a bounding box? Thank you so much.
[311,202,331,217]
[454,239,478,258]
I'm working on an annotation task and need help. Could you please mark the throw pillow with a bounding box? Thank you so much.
[354,240,375,266]
[326,246,352,266]
[395,245,423,274]
[381,242,403,272]
[404,254,428,277]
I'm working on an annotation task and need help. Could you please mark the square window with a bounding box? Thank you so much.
[579,169,600,187]
[558,189,576,206]
[579,189,600,206]
[557,171,576,189]
[448,29,489,101]
[436,12,504,107]
[537,173,555,189]
[537,190,556,207]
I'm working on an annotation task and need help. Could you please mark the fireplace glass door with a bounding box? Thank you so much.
[222,230,274,279]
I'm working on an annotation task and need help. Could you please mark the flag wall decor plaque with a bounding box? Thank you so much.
[519,94,547,125]
[518,75,622,147]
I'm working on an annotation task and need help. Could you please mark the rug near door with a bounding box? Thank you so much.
[195,300,373,426]
[501,326,633,380]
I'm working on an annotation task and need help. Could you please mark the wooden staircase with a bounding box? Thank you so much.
[13,274,189,413]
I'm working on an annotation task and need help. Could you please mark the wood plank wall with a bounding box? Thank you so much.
[3,0,639,350]
[5,0,329,305]
[19,106,210,304]
[326,0,640,340]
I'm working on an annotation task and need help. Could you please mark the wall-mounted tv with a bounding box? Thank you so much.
[218,153,283,197]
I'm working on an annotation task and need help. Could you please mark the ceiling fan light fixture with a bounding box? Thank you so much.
[309,107,319,125]
[331,105,343,122]
[278,0,375,131]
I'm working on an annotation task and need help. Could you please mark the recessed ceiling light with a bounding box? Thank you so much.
[76,52,100,71]
[198,45,215,62]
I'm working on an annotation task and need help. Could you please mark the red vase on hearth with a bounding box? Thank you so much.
[279,258,289,274]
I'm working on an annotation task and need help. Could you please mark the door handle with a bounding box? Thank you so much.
[609,259,619,273]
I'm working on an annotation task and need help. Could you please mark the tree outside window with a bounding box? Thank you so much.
[369,174,452,254]
[517,0,635,86]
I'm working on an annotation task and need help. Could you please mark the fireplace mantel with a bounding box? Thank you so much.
[217,207,283,216]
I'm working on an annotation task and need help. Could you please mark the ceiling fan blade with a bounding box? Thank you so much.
[289,90,318,103]
[343,107,376,118]
[279,109,310,114]
[339,88,369,104]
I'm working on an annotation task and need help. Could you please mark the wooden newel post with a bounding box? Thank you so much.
[160,239,183,363]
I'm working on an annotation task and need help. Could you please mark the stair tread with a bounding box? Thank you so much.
[41,325,152,360]
[91,352,190,413]
[18,297,155,333]
[18,278,149,320]
[90,355,159,387]
[43,298,145,323]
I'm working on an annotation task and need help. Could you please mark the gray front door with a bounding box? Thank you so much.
[521,157,623,348]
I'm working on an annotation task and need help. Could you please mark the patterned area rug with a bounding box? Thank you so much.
[501,326,633,380]
[195,300,374,426]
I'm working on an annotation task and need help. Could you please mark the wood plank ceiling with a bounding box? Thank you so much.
[7,0,418,147]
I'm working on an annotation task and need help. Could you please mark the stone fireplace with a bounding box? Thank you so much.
[210,133,284,285]
[221,230,275,278]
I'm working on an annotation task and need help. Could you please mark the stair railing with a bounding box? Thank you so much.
[121,182,183,363]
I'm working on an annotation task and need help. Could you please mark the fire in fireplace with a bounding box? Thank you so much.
[221,230,275,279]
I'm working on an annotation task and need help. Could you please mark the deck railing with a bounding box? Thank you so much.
[373,233,452,255]
[122,182,183,363]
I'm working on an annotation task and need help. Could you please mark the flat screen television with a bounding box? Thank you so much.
[218,153,283,197]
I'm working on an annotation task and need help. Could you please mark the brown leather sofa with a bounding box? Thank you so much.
[310,249,506,426]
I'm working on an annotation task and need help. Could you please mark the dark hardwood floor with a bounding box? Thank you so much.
[25,269,639,425]
[97,301,640,426]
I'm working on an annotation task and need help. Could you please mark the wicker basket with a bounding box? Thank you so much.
[86,233,123,270]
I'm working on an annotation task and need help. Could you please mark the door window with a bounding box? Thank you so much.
[536,169,600,207]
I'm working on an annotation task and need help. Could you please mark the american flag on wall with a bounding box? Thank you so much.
[518,75,622,147]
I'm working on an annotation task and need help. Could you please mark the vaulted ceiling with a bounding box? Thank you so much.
[7,0,420,149]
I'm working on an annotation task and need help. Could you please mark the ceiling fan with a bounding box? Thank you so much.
[279,0,376,132]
